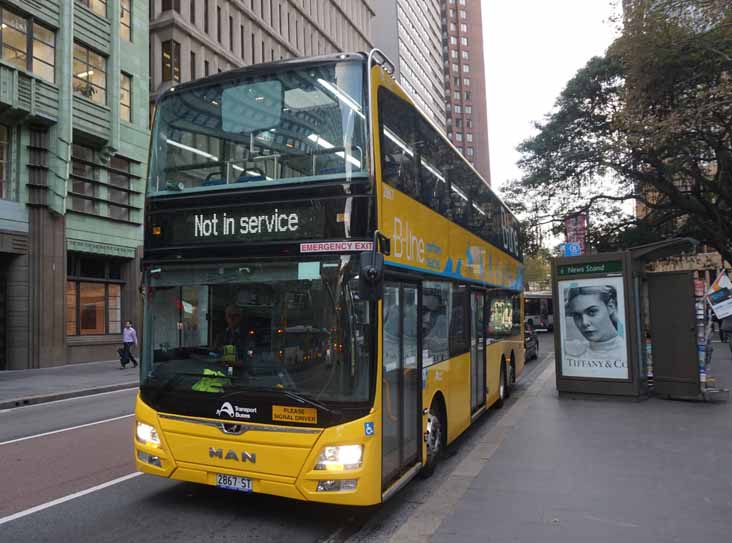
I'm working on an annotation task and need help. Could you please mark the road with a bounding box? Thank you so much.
[0,334,554,542]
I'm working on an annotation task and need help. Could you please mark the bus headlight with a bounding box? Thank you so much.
[315,444,363,471]
[136,421,161,447]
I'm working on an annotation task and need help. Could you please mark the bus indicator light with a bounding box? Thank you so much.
[152,226,162,236]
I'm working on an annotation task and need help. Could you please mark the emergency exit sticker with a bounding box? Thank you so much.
[272,405,318,424]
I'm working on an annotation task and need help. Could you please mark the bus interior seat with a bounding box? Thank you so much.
[235,174,266,183]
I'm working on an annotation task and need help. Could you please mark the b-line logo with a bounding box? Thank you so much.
[216,402,257,419]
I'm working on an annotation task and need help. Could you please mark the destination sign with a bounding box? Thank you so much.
[148,202,331,247]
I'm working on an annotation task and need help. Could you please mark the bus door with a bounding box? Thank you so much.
[470,290,486,412]
[381,281,421,487]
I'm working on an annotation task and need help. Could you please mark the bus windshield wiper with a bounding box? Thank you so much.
[278,389,341,418]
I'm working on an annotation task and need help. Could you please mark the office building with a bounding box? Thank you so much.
[0,0,149,369]
[441,0,491,183]
[149,0,375,101]
[374,0,446,130]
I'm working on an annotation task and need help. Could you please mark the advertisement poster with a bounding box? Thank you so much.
[707,272,732,320]
[558,276,629,380]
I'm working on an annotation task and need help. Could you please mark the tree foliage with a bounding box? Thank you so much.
[511,0,732,263]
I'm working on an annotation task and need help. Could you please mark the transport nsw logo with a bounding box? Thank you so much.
[215,402,257,419]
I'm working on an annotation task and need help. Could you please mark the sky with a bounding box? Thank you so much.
[481,0,620,195]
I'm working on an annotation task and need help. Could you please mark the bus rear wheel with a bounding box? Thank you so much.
[420,404,444,478]
[495,362,507,409]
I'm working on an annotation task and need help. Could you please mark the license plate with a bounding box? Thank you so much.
[215,473,253,493]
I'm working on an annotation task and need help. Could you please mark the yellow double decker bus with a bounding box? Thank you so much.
[135,50,524,506]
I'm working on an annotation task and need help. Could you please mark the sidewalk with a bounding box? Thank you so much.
[383,339,732,543]
[433,341,732,543]
[0,360,139,410]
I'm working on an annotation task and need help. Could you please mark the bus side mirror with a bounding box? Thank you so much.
[358,252,384,301]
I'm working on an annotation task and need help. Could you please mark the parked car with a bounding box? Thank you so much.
[524,324,539,362]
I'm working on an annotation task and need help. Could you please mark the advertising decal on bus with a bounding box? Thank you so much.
[381,187,523,290]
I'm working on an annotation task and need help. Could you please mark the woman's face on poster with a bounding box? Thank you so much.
[568,293,617,343]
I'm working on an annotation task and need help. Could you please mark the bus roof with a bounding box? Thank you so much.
[154,52,368,106]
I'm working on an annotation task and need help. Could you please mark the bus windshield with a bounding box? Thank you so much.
[141,257,372,404]
[149,60,368,194]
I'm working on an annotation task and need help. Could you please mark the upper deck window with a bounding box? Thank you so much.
[148,60,368,194]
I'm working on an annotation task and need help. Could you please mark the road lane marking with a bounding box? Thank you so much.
[0,387,138,414]
[0,414,134,446]
[0,472,142,527]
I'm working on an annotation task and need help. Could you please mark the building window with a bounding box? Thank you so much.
[462,50,469,60]
[76,0,107,18]
[73,43,106,104]
[0,8,55,83]
[109,156,132,221]
[467,147,474,157]
[204,59,209,76]
[120,73,132,122]
[190,51,196,79]
[32,23,55,83]
[217,6,221,42]
[120,0,131,40]
[161,40,180,82]
[465,105,472,114]
[462,64,470,73]
[464,77,470,86]
[161,0,181,12]
[465,91,471,101]
[461,36,468,46]
[229,16,233,50]
[190,0,196,24]
[204,0,209,32]
[466,133,473,142]
[70,144,98,213]
[0,126,8,200]
[460,23,467,32]
[456,133,463,142]
[67,254,124,336]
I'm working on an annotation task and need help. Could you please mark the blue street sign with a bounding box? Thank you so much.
[563,242,582,257]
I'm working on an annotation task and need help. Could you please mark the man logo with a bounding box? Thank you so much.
[209,447,257,463]
[216,402,235,418]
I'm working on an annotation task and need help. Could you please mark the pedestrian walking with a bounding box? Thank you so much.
[121,320,138,369]
[721,316,732,358]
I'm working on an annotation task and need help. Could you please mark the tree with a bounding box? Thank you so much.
[514,0,732,263]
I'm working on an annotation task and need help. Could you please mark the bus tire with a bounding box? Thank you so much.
[495,362,507,409]
[506,356,515,399]
[420,402,444,478]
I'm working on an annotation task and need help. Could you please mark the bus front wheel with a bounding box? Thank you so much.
[420,403,444,478]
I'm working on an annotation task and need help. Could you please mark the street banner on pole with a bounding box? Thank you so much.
[565,212,588,255]
[707,271,732,319]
